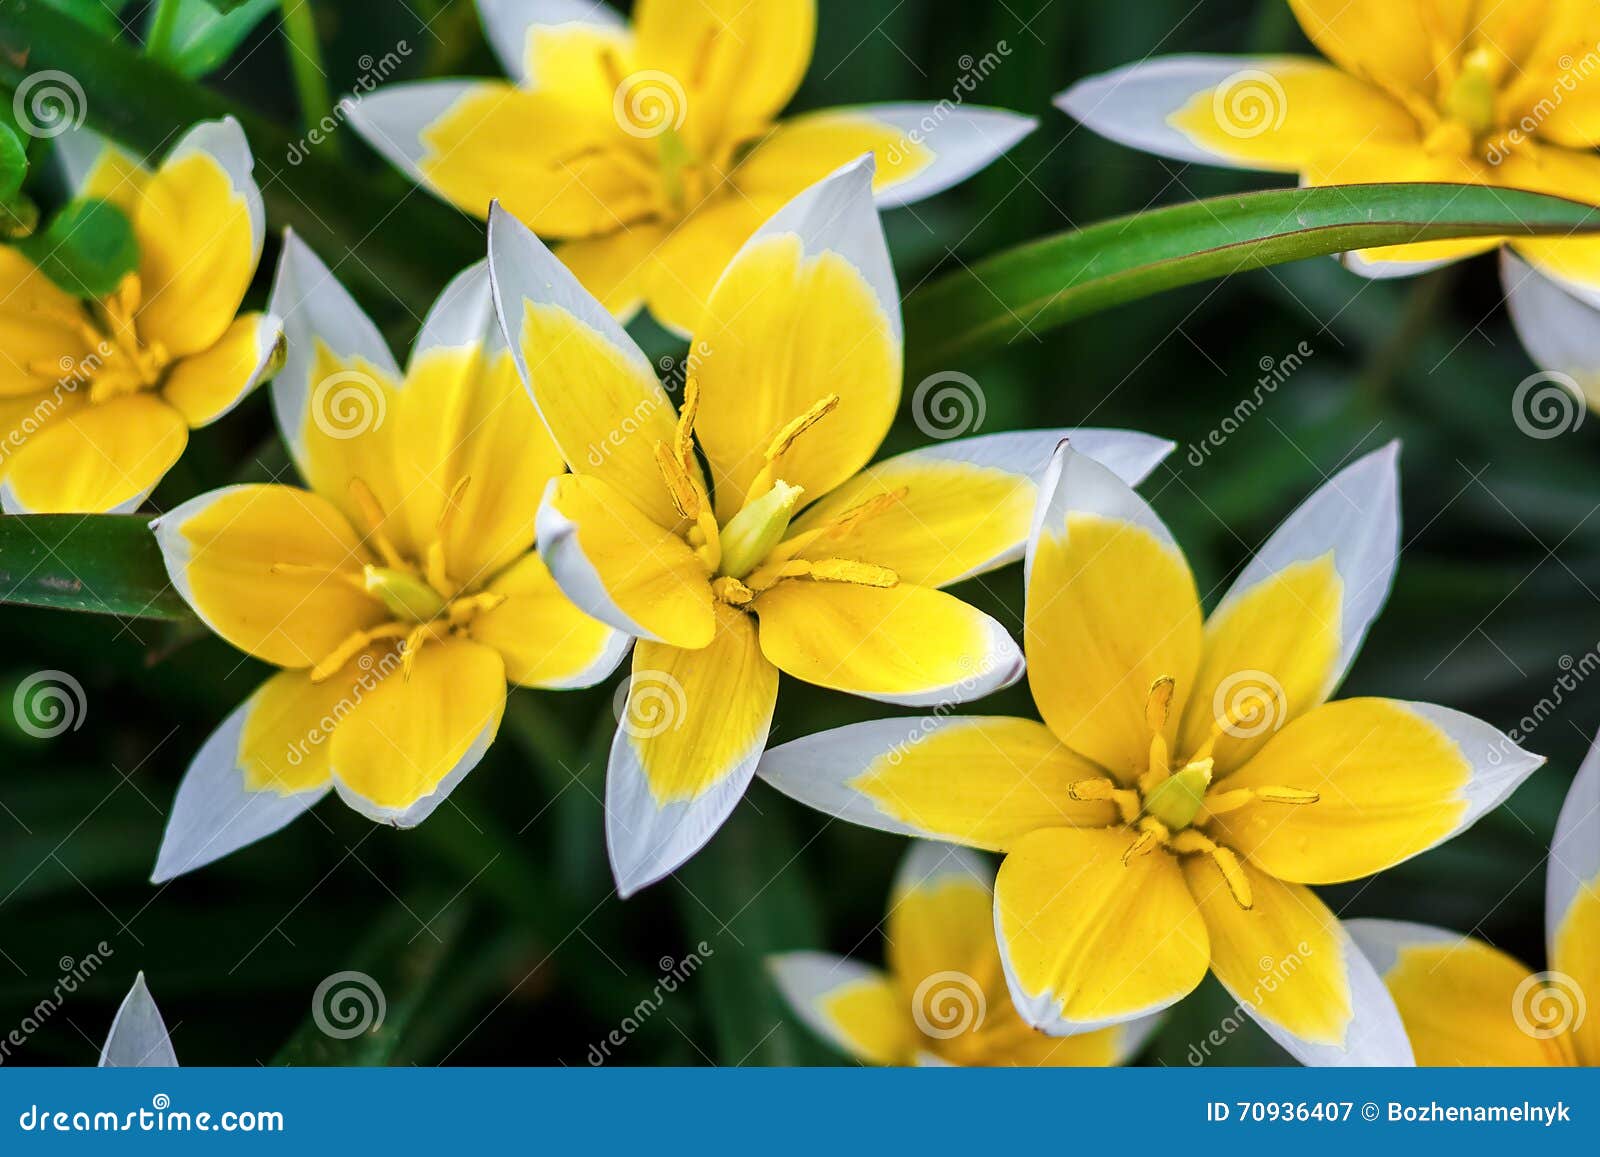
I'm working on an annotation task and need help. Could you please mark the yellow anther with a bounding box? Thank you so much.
[711,575,755,605]
[807,559,897,587]
[748,394,841,500]
[1067,778,1142,825]
[446,591,507,626]
[654,441,703,521]
[348,478,407,570]
[675,377,701,459]
[310,622,409,683]
[1252,786,1320,805]
[1210,845,1252,910]
[1144,676,1175,731]
[1122,828,1160,864]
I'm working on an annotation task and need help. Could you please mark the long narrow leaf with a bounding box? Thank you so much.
[0,514,189,620]
[903,183,1600,377]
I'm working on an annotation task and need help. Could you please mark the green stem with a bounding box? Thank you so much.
[144,0,183,59]
[280,0,335,148]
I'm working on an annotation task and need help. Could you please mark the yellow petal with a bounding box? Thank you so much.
[1548,735,1600,1065]
[557,224,668,323]
[489,216,686,528]
[1184,856,1411,1065]
[1209,698,1542,884]
[418,82,653,236]
[1502,146,1600,302]
[0,248,93,398]
[1509,5,1600,147]
[606,603,778,895]
[153,483,383,668]
[470,552,629,689]
[1551,887,1600,1066]
[1178,445,1400,773]
[329,638,506,822]
[754,579,1021,706]
[391,341,563,585]
[1348,920,1571,1066]
[133,120,263,359]
[162,312,283,428]
[761,716,1115,851]
[994,826,1210,1033]
[539,472,715,649]
[641,193,783,336]
[1287,0,1447,99]
[736,111,932,200]
[768,953,912,1065]
[1,394,187,514]
[631,0,814,150]
[693,230,900,519]
[1024,444,1201,781]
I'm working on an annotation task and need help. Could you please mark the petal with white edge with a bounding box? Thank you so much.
[1176,442,1400,770]
[1503,250,1600,410]
[785,428,1173,589]
[767,952,909,1065]
[267,229,401,469]
[99,973,178,1068]
[758,715,1113,851]
[1184,858,1413,1067]
[606,605,778,896]
[475,0,624,84]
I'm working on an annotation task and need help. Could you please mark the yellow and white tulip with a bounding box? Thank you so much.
[771,841,1154,1066]
[148,239,626,880]
[349,0,1034,334]
[487,157,1173,896]
[0,119,277,513]
[1057,1,1600,390]
[762,441,1545,1065]
[1350,729,1599,1065]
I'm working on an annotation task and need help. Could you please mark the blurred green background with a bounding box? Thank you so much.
[0,0,1594,1066]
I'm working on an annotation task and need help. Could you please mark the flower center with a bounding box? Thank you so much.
[652,378,905,609]
[291,477,504,682]
[30,273,171,403]
[1418,44,1522,161]
[1064,676,1321,910]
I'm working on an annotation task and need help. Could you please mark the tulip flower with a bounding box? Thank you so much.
[487,157,1172,895]
[350,0,1033,333]
[1350,728,1598,1065]
[149,240,626,880]
[762,441,1544,1065]
[772,841,1152,1065]
[0,120,278,512]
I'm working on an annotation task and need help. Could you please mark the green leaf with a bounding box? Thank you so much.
[39,0,134,36]
[271,896,466,1065]
[0,515,192,621]
[0,0,478,312]
[151,0,280,78]
[0,123,27,202]
[19,197,139,298]
[674,806,834,1066]
[902,183,1600,378]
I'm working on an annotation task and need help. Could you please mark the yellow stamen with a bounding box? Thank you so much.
[806,559,897,587]
[1067,778,1142,825]
[1211,845,1252,910]
[655,441,702,520]
[348,478,407,570]
[1197,783,1319,823]
[711,575,754,605]
[311,622,409,682]
[1141,676,1176,791]
[748,394,840,500]
[1122,817,1169,864]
